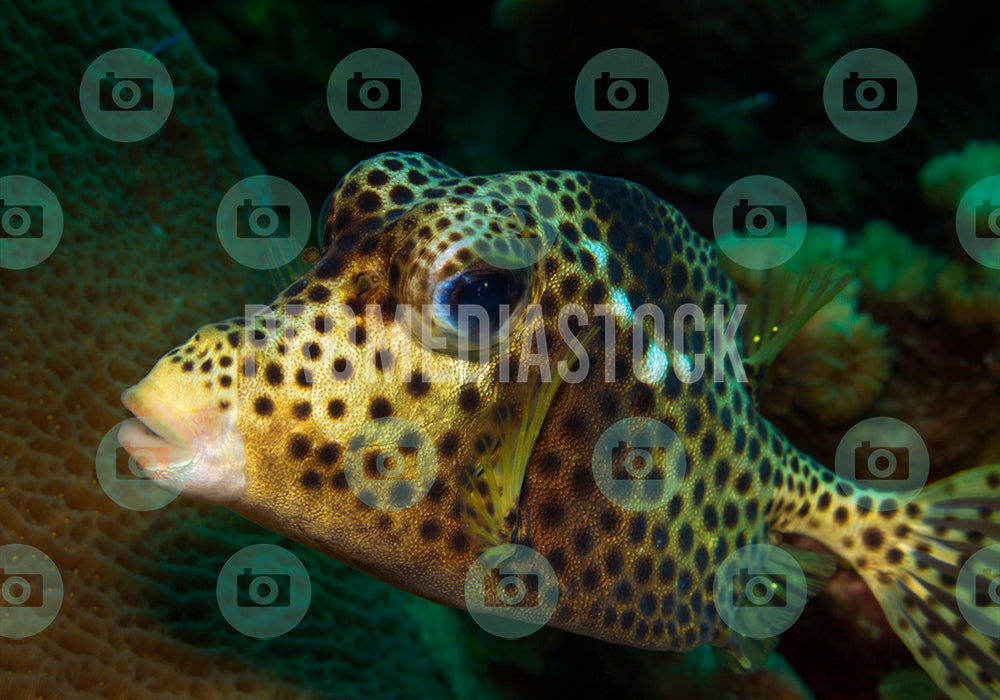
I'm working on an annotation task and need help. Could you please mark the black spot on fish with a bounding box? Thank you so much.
[734,471,752,494]
[404,372,431,398]
[287,434,311,460]
[658,560,676,584]
[634,556,653,584]
[458,385,480,413]
[722,502,739,529]
[600,508,622,533]
[539,499,564,528]
[314,441,340,465]
[369,396,392,418]
[437,431,460,458]
[254,396,274,416]
[300,471,322,489]
[264,363,283,386]
[604,550,624,576]
[628,514,647,544]
[332,357,353,380]
[678,524,694,554]
[419,519,441,540]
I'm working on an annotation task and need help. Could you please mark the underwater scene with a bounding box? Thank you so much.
[2,0,1000,698]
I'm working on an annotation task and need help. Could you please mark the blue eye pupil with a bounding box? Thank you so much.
[441,270,523,338]
[450,275,509,312]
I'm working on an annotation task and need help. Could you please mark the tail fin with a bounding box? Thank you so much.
[870,465,1000,700]
[777,459,1000,699]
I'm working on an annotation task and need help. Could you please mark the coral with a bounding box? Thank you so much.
[842,220,946,311]
[834,218,999,328]
[717,223,854,292]
[718,212,1000,433]
[918,139,1000,213]
[762,294,893,424]
[935,261,1000,325]
[0,2,502,698]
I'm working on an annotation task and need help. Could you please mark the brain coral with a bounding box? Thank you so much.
[0,2,500,698]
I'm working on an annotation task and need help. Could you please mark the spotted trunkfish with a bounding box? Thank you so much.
[121,152,1000,699]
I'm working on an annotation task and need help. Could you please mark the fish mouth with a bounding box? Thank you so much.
[119,384,194,484]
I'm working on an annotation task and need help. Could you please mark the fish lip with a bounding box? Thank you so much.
[119,380,247,505]
[119,383,194,478]
[121,383,186,443]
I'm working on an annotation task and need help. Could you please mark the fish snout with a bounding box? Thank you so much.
[119,327,249,504]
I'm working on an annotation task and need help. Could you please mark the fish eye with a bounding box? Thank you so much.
[434,266,526,344]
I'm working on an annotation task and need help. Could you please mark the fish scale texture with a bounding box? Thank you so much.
[0,2,479,698]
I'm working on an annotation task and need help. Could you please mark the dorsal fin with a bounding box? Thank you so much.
[739,264,851,398]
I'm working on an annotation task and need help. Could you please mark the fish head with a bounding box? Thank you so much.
[121,151,738,602]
